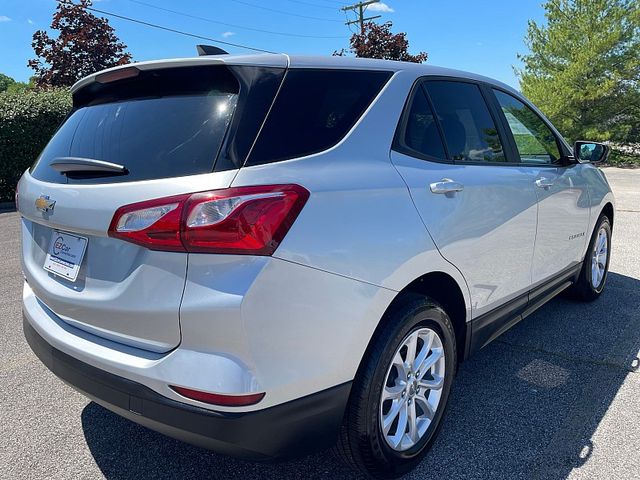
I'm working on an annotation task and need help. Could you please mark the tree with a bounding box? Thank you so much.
[6,81,31,94]
[335,21,427,63]
[0,74,16,93]
[518,0,640,143]
[29,0,132,88]
[0,75,36,94]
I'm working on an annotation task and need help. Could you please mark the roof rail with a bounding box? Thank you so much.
[196,45,229,56]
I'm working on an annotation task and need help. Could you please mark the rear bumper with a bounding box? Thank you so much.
[24,317,351,460]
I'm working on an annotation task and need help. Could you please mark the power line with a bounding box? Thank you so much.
[229,0,343,22]
[126,0,346,39]
[316,0,351,6]
[341,0,381,34]
[57,1,277,54]
[282,0,342,10]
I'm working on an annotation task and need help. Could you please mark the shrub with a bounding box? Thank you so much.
[606,143,640,167]
[0,88,72,202]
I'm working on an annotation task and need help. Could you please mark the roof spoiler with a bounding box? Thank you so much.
[196,44,229,56]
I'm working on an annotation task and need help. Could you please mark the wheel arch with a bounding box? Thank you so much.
[369,271,470,366]
[398,272,469,362]
[601,202,614,228]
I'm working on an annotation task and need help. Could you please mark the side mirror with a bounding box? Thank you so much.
[574,141,610,164]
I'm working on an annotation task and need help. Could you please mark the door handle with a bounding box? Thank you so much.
[535,177,555,189]
[430,178,464,195]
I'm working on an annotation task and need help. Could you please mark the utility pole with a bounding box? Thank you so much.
[341,0,382,34]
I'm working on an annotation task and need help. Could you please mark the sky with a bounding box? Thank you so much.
[0,0,548,89]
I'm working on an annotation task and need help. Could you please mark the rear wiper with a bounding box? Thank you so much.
[50,157,127,174]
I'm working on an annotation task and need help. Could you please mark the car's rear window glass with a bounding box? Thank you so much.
[246,69,392,166]
[424,81,506,163]
[30,66,239,184]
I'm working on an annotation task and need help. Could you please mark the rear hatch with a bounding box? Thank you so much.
[18,59,286,352]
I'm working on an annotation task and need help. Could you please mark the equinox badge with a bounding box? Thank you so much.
[35,195,56,213]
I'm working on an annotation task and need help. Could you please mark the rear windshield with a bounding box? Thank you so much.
[30,66,239,184]
[246,69,392,166]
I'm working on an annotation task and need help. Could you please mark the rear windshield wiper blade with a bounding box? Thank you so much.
[50,157,127,174]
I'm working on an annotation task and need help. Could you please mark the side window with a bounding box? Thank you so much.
[246,69,392,166]
[394,86,447,159]
[424,81,506,163]
[493,90,561,165]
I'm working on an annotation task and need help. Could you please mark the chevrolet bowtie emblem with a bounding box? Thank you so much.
[35,195,56,213]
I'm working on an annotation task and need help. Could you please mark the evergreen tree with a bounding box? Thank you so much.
[518,0,640,143]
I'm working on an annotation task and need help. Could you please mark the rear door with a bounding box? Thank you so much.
[491,89,590,284]
[18,64,276,352]
[390,79,539,318]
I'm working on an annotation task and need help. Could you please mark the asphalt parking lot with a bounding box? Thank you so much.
[1,167,638,480]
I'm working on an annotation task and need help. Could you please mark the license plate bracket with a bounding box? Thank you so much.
[43,230,88,282]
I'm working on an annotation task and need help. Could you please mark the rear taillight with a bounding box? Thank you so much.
[108,184,309,255]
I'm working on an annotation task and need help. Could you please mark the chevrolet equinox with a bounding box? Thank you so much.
[19,54,614,478]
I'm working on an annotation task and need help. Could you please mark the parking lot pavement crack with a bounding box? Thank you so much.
[495,339,639,374]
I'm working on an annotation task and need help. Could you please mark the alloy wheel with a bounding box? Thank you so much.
[591,226,608,289]
[379,327,446,451]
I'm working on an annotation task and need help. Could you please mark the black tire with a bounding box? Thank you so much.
[568,215,612,301]
[334,294,457,479]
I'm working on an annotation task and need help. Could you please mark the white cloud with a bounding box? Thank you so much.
[221,31,235,38]
[0,16,11,22]
[367,2,394,13]
[27,18,34,25]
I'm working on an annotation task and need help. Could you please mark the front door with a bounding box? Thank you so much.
[391,79,539,318]
[491,89,590,285]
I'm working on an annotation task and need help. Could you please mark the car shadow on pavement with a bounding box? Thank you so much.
[81,272,640,480]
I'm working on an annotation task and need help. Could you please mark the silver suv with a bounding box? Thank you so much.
[19,54,614,478]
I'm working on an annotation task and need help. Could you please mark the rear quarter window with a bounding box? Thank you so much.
[245,69,392,166]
